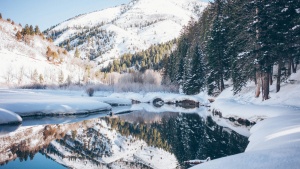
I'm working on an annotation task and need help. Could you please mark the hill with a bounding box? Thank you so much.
[0,18,93,86]
[44,0,208,67]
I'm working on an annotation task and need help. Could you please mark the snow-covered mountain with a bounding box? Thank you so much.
[0,19,95,86]
[45,0,208,67]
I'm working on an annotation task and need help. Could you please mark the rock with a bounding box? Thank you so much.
[153,98,164,107]
[228,117,236,122]
[212,109,222,118]
[132,100,141,104]
[176,99,200,109]
[208,98,215,103]
[245,119,251,126]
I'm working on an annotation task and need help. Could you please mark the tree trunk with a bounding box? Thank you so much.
[254,70,257,85]
[276,62,282,92]
[262,72,270,100]
[291,59,297,73]
[269,67,273,85]
[255,70,261,98]
[220,77,225,92]
[288,58,292,76]
[291,59,295,73]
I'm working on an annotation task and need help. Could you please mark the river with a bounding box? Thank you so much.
[0,105,248,169]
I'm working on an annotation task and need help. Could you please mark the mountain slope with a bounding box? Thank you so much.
[0,19,91,86]
[45,0,208,67]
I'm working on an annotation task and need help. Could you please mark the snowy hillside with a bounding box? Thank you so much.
[0,19,93,86]
[45,0,208,67]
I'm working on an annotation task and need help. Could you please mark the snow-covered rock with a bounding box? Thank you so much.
[0,108,22,125]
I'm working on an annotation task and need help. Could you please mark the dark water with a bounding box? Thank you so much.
[0,108,248,169]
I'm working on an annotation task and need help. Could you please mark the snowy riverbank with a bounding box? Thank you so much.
[0,89,206,124]
[0,89,112,123]
[192,71,300,169]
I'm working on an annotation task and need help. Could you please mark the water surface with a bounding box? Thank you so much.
[0,105,248,169]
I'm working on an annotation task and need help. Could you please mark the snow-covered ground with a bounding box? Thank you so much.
[1,72,299,169]
[0,89,112,118]
[0,19,89,86]
[192,71,300,169]
[0,88,205,124]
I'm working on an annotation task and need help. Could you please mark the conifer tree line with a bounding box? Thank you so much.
[102,40,176,73]
[15,24,43,41]
[164,0,300,99]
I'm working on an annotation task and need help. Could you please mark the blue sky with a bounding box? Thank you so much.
[0,0,211,31]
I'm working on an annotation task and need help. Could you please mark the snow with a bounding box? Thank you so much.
[134,146,178,169]
[192,71,300,169]
[110,92,207,104]
[47,0,208,68]
[0,89,112,117]
[0,108,22,125]
[52,6,123,33]
[0,19,86,86]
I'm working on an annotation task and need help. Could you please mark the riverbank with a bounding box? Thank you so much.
[0,89,112,124]
[192,71,300,169]
[0,89,206,124]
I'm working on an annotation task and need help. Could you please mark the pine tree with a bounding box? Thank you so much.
[190,44,206,94]
[23,24,30,35]
[34,25,40,35]
[0,13,2,19]
[229,0,256,94]
[176,36,189,84]
[46,46,52,60]
[206,0,230,94]
[52,52,59,61]
[182,51,193,95]
[74,47,80,58]
[15,31,22,41]
[29,25,34,35]
[252,0,277,100]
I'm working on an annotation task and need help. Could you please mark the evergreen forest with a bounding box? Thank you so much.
[163,0,300,99]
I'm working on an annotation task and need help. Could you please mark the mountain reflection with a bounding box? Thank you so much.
[0,111,248,169]
[107,112,249,167]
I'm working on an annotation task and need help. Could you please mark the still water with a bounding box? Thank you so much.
[0,106,248,169]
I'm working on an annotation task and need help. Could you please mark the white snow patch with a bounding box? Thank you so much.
[0,108,22,125]
[192,71,300,169]
[0,89,111,117]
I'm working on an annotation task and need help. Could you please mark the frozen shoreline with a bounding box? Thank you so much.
[0,89,112,124]
[192,71,300,169]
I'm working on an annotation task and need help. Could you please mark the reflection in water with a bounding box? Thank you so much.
[1,153,66,169]
[21,111,110,126]
[107,112,249,167]
[0,124,21,136]
[0,109,248,169]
